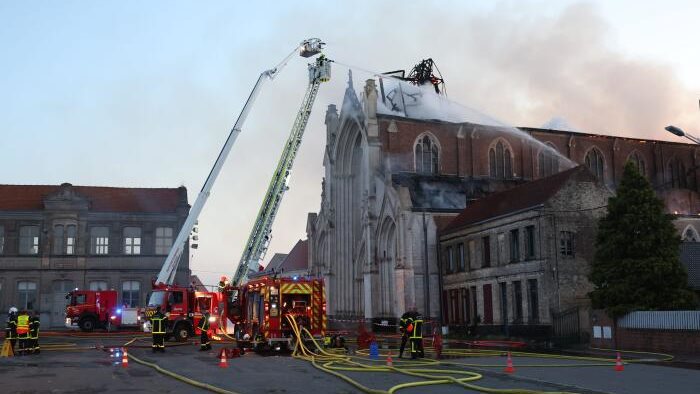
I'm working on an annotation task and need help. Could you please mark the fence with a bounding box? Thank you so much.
[552,307,581,345]
[618,311,700,330]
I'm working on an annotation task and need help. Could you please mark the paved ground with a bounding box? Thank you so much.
[2,334,699,393]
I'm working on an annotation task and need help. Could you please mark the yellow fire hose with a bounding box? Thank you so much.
[23,323,672,394]
[283,315,673,394]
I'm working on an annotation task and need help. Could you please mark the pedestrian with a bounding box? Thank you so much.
[198,310,212,351]
[150,307,166,353]
[4,307,18,352]
[398,309,412,358]
[15,310,30,356]
[29,310,40,354]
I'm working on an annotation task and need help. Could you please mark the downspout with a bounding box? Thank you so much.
[422,209,430,320]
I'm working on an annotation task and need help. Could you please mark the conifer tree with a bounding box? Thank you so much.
[589,161,698,318]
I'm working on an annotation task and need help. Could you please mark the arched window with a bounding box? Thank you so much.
[682,226,699,242]
[585,148,604,179]
[414,134,439,174]
[489,140,513,179]
[627,152,646,177]
[538,143,560,178]
[667,158,688,189]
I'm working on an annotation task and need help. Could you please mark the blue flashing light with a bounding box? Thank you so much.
[293,276,299,281]
[116,308,122,314]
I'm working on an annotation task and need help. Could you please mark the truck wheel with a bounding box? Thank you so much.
[173,323,190,342]
[79,317,96,332]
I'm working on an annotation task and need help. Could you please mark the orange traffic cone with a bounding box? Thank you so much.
[614,352,624,372]
[219,349,228,368]
[121,347,128,368]
[504,351,515,373]
[386,351,393,367]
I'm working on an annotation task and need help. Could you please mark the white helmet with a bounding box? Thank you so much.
[9,306,18,314]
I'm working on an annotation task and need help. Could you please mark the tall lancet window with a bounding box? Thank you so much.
[415,135,439,174]
[489,140,513,179]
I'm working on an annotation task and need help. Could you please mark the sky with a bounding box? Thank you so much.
[1,1,699,287]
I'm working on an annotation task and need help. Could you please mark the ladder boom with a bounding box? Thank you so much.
[152,39,325,287]
[232,55,331,286]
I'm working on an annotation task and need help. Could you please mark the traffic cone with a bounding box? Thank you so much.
[614,352,624,372]
[121,347,128,368]
[504,351,515,373]
[386,351,393,367]
[218,349,228,368]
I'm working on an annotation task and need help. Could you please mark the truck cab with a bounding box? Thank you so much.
[143,285,221,342]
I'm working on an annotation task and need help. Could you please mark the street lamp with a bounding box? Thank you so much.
[666,125,700,144]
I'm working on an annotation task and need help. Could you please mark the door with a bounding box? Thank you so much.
[51,280,75,327]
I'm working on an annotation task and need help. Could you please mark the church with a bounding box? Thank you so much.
[305,70,700,330]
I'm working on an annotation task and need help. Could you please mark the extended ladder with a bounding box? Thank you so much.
[232,55,331,286]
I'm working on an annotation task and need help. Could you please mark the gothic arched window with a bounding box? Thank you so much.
[667,158,688,189]
[627,152,646,177]
[585,148,604,180]
[489,140,513,179]
[414,134,439,174]
[538,143,560,178]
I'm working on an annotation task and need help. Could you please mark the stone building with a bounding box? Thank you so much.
[438,166,611,338]
[306,73,700,328]
[0,183,190,327]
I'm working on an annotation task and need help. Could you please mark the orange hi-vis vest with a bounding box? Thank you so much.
[16,314,30,336]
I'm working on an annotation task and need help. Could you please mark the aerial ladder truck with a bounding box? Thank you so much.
[140,39,329,345]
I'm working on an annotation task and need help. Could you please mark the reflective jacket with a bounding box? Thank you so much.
[29,316,40,339]
[150,312,166,334]
[399,312,411,334]
[198,313,210,332]
[409,313,423,339]
[5,314,17,339]
[16,314,30,337]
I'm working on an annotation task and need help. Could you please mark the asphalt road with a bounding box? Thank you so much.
[2,334,699,393]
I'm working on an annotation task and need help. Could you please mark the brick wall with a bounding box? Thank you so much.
[590,310,700,354]
[617,328,700,355]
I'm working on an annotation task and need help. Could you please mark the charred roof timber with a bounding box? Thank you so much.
[378,58,446,106]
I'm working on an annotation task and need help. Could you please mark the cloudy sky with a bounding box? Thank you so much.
[2,1,699,287]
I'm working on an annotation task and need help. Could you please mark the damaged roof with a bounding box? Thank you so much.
[442,166,594,233]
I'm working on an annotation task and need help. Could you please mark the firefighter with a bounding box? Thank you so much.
[15,310,30,356]
[4,307,18,352]
[29,310,40,354]
[150,307,166,353]
[409,310,424,359]
[218,276,227,293]
[198,310,212,351]
[398,310,412,358]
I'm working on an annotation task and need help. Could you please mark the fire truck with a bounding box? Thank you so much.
[141,39,329,347]
[232,276,326,350]
[65,289,139,332]
[141,284,226,341]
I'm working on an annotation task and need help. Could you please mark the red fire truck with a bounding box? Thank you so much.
[141,284,227,341]
[141,276,326,349]
[65,290,139,332]
[234,276,326,350]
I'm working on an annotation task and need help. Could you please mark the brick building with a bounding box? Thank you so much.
[439,166,611,338]
[0,183,190,327]
[306,73,700,328]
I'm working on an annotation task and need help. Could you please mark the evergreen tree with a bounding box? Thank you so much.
[589,161,698,318]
